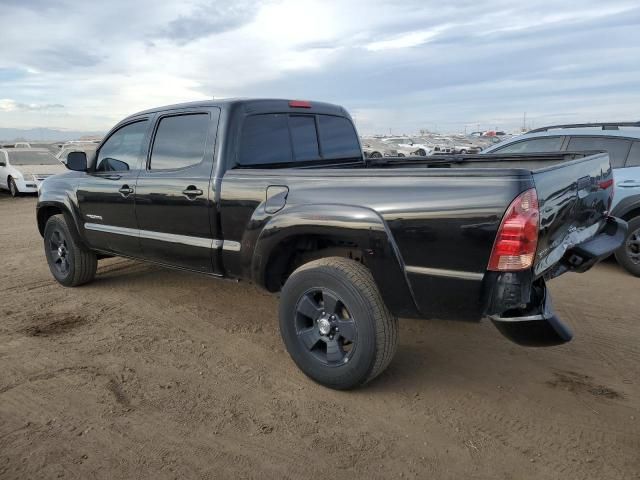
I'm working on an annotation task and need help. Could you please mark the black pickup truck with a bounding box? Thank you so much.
[37,99,626,389]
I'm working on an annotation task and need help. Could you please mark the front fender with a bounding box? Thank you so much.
[250,204,419,318]
[36,177,86,248]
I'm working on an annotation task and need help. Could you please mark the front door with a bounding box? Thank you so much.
[77,119,150,255]
[134,109,220,273]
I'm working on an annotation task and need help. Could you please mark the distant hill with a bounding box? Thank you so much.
[0,127,104,142]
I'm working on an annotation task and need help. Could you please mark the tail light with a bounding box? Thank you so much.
[598,178,614,213]
[488,188,539,271]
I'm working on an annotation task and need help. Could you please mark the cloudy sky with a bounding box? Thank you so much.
[1,0,639,134]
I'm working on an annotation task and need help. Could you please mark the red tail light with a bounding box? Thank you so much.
[289,100,311,108]
[488,188,539,271]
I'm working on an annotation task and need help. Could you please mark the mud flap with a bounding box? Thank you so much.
[489,291,573,347]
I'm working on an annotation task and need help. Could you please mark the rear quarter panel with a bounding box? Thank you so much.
[219,168,531,321]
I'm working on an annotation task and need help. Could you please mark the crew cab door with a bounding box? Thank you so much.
[134,108,220,273]
[77,118,150,255]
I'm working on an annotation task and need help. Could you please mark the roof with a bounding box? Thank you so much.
[483,125,640,153]
[124,98,347,120]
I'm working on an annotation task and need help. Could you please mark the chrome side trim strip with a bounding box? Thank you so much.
[84,223,239,251]
[222,240,241,251]
[489,313,546,323]
[405,265,484,281]
[85,223,137,237]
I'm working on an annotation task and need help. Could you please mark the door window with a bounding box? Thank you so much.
[96,120,148,172]
[494,136,563,154]
[149,113,210,170]
[567,137,632,168]
[624,141,640,167]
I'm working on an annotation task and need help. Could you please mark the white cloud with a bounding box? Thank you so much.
[0,0,639,133]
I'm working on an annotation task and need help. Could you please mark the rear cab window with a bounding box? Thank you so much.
[238,113,360,167]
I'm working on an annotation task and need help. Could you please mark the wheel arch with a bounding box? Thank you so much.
[250,204,419,318]
[611,195,640,222]
[37,201,89,249]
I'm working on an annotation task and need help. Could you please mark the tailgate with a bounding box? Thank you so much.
[531,152,614,277]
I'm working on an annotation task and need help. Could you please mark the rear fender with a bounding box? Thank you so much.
[250,204,419,317]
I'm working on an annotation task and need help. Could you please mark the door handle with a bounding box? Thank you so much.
[182,186,204,198]
[617,181,640,188]
[118,185,134,196]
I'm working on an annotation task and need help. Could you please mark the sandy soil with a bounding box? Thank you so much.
[0,194,638,480]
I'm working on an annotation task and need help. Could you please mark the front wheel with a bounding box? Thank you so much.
[615,216,640,277]
[44,214,97,287]
[8,177,19,197]
[279,257,398,390]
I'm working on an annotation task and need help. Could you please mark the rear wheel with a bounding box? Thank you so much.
[8,177,18,197]
[370,151,382,159]
[415,149,427,156]
[279,257,398,390]
[44,214,97,287]
[615,216,640,277]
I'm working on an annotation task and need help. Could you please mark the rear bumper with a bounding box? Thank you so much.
[485,216,627,347]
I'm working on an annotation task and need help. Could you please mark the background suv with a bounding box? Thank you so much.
[483,122,640,276]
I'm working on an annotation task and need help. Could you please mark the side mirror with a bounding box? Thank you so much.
[66,151,87,171]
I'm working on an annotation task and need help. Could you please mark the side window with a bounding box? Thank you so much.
[238,114,292,166]
[495,137,563,154]
[290,115,320,161]
[149,113,210,170]
[627,142,640,167]
[96,121,148,172]
[317,115,361,159]
[567,137,631,168]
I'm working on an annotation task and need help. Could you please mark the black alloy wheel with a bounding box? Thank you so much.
[294,288,357,366]
[279,257,398,390]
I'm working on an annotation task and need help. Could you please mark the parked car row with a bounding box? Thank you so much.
[361,132,503,157]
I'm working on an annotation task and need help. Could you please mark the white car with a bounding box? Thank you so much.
[382,137,433,156]
[0,148,66,197]
[56,145,97,164]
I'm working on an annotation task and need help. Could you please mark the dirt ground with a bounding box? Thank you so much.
[0,194,638,480]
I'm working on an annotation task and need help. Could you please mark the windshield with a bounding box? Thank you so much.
[7,150,60,165]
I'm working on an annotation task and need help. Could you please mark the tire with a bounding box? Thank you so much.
[615,216,640,277]
[8,177,18,197]
[460,149,467,154]
[398,153,405,157]
[279,257,398,390]
[370,151,382,159]
[44,214,97,287]
[416,149,427,156]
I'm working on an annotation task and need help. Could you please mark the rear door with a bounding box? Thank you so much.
[134,108,220,272]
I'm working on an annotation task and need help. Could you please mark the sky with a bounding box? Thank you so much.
[0,0,639,135]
